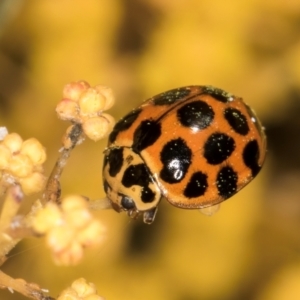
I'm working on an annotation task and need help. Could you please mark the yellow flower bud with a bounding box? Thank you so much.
[19,172,46,195]
[71,278,97,297]
[79,88,106,116]
[66,209,91,229]
[63,81,90,102]
[57,278,104,300]
[77,221,105,246]
[61,196,90,228]
[20,138,47,165]
[2,133,23,153]
[32,202,62,233]
[82,114,115,142]
[54,241,83,266]
[57,289,77,300]
[8,154,33,178]
[47,225,74,253]
[56,99,80,121]
[36,194,106,265]
[0,144,11,169]
[94,85,115,111]
[61,195,87,212]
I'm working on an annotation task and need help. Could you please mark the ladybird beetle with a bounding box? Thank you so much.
[103,86,266,224]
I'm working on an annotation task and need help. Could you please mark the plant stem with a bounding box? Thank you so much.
[0,270,55,300]
[43,123,84,204]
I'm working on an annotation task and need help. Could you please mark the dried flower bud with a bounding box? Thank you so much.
[79,88,106,116]
[0,131,46,195]
[54,242,83,266]
[94,85,115,111]
[56,99,80,121]
[0,145,11,169]
[20,138,46,165]
[8,154,33,178]
[48,225,75,253]
[61,194,87,211]
[77,221,105,245]
[2,133,23,153]
[71,278,97,297]
[57,278,105,300]
[63,81,90,102]
[32,195,105,265]
[32,202,62,233]
[57,82,115,147]
[82,114,115,142]
[19,172,46,195]
[62,196,91,229]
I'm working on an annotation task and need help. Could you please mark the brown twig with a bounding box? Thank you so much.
[0,270,55,300]
[0,186,23,258]
[0,188,51,299]
[0,187,43,260]
[43,123,84,204]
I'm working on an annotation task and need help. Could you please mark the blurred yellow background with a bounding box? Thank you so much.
[1,0,300,299]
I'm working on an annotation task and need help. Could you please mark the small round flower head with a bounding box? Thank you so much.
[57,278,105,300]
[63,81,90,102]
[82,114,115,141]
[56,81,115,142]
[32,195,106,265]
[0,131,47,195]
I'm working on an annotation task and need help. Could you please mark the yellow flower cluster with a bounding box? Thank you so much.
[32,195,105,265]
[57,278,105,300]
[0,131,46,195]
[56,81,115,141]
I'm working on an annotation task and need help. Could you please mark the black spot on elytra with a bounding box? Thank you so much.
[184,171,208,198]
[177,100,214,130]
[132,119,161,153]
[153,87,191,105]
[243,140,261,177]
[224,108,249,135]
[109,108,142,143]
[216,166,238,199]
[204,133,235,165]
[202,86,233,103]
[160,138,192,183]
[107,148,124,177]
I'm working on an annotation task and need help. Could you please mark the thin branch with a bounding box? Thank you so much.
[0,270,55,300]
[0,186,23,258]
[88,197,112,210]
[43,123,84,204]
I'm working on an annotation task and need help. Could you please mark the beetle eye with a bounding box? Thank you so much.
[121,196,136,210]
